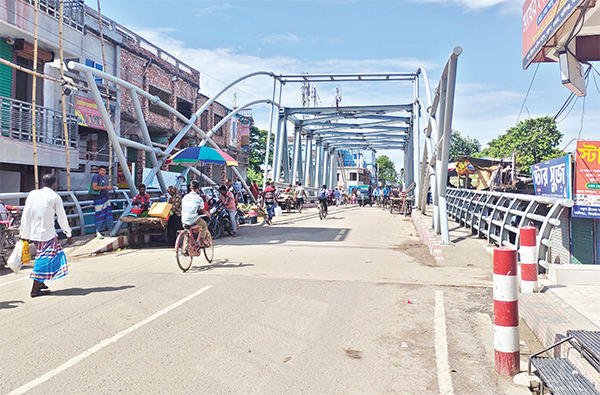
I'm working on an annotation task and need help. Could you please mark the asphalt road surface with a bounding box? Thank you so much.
[0,205,529,394]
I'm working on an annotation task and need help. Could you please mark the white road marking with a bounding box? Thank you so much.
[435,290,454,395]
[7,285,212,395]
[0,273,32,287]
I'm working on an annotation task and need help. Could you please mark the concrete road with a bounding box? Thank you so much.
[0,205,528,394]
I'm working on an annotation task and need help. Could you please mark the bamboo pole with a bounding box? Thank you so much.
[97,0,113,184]
[31,0,39,188]
[0,58,85,89]
[59,0,71,190]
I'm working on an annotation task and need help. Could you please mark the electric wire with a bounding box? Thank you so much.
[515,62,539,125]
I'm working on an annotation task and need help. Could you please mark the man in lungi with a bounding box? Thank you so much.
[91,165,114,239]
[20,173,73,297]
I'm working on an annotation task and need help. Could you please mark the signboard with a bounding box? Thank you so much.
[229,118,238,147]
[531,155,571,198]
[75,95,105,130]
[116,163,134,189]
[522,0,585,69]
[573,141,600,218]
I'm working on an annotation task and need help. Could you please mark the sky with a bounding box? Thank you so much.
[84,0,599,170]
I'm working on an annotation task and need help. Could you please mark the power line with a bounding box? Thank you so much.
[515,62,539,125]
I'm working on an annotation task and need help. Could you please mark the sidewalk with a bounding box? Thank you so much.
[411,206,600,389]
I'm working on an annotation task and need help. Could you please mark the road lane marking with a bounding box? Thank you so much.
[7,285,213,395]
[435,290,454,395]
[0,275,31,287]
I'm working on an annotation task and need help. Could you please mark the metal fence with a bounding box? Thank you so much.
[445,187,573,269]
[0,96,78,148]
[22,0,85,32]
[0,189,162,236]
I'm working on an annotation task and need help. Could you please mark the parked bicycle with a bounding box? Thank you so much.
[0,201,21,264]
[174,216,214,272]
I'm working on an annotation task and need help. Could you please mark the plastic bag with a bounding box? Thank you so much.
[21,240,31,263]
[274,206,283,217]
[7,240,23,274]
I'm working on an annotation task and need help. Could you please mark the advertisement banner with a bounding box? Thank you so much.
[116,163,134,189]
[522,0,585,69]
[75,95,105,130]
[573,141,600,218]
[531,155,571,198]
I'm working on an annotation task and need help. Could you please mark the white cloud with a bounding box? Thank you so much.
[412,0,522,12]
[194,2,233,15]
[263,33,302,44]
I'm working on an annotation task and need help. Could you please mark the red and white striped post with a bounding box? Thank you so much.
[519,226,538,293]
[493,247,520,376]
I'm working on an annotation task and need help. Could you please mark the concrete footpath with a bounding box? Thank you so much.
[412,207,600,390]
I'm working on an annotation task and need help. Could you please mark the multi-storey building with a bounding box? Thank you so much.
[0,0,249,194]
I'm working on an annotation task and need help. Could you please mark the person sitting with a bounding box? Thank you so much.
[181,181,211,245]
[219,185,238,237]
[317,184,328,214]
[132,184,151,212]
[284,184,293,194]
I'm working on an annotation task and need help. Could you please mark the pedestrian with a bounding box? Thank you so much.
[91,165,113,239]
[262,181,277,225]
[219,185,238,237]
[295,181,307,214]
[334,188,342,206]
[166,185,183,246]
[132,184,151,212]
[20,173,73,297]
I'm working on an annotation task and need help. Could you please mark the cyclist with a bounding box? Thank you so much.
[317,184,328,215]
[181,180,211,245]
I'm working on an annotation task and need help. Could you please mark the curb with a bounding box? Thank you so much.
[96,236,129,254]
[411,210,445,264]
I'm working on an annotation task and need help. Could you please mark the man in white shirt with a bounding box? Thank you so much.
[181,180,211,243]
[20,173,72,297]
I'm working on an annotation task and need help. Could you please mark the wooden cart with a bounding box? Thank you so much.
[121,215,168,247]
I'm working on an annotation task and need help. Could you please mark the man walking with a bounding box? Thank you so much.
[262,181,277,225]
[91,165,113,239]
[294,181,307,214]
[20,173,73,297]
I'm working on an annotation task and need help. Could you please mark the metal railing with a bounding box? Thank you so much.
[445,187,573,269]
[0,96,78,148]
[22,0,85,32]
[0,189,162,237]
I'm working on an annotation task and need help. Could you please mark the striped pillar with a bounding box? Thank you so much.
[493,247,520,376]
[519,226,538,293]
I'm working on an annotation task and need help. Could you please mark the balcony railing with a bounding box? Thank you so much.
[0,96,78,149]
[22,0,85,32]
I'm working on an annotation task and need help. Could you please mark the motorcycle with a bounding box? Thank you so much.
[207,201,238,239]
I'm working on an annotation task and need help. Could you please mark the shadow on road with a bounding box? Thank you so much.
[224,226,351,246]
[49,285,135,296]
[0,300,24,309]
[186,258,254,273]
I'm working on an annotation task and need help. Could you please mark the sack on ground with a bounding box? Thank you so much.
[7,240,23,273]
[274,206,283,217]
[21,240,31,263]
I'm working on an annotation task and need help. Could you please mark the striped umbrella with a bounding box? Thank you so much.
[166,146,238,166]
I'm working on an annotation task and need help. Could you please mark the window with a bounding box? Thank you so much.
[85,59,104,84]
[200,111,209,131]
[350,172,357,181]
[213,114,223,136]
[176,97,192,120]
[148,85,172,118]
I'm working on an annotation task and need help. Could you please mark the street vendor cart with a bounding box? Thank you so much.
[121,215,168,246]
[277,193,297,213]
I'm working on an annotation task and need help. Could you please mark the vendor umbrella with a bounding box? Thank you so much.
[166,146,238,166]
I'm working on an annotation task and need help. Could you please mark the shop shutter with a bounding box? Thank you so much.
[549,208,571,265]
[0,40,12,98]
[572,217,594,264]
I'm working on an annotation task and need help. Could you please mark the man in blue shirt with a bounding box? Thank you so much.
[317,184,328,214]
[181,180,211,242]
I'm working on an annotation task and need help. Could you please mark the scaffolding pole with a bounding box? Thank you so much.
[97,0,113,184]
[59,0,71,190]
[31,0,40,188]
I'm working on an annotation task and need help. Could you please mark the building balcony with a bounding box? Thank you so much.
[0,96,79,169]
[21,0,85,32]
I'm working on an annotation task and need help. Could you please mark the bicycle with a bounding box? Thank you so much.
[174,218,214,272]
[0,202,21,264]
[318,199,328,220]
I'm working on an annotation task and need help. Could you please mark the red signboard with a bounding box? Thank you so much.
[116,163,133,189]
[522,0,585,69]
[573,141,600,218]
[75,95,105,130]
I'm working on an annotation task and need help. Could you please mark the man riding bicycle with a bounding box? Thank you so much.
[181,181,211,244]
[317,184,328,214]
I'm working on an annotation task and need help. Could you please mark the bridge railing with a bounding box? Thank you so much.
[0,189,162,236]
[445,187,573,269]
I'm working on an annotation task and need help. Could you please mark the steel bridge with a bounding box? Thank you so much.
[67,47,462,238]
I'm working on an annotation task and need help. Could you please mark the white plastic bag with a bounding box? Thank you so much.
[7,240,23,274]
[274,206,283,217]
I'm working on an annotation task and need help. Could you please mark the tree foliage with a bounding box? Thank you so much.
[376,155,398,184]
[449,130,480,161]
[248,126,271,176]
[479,117,563,174]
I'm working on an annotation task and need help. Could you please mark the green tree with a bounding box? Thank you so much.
[248,126,272,179]
[479,117,563,174]
[376,155,398,184]
[449,130,480,161]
